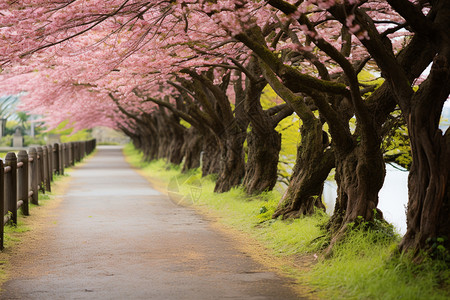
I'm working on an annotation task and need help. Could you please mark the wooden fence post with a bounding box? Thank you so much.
[78,141,82,161]
[5,152,18,225]
[17,150,29,216]
[28,147,39,205]
[0,159,4,250]
[61,143,65,168]
[53,143,60,175]
[37,147,45,193]
[69,142,74,166]
[58,143,63,175]
[91,139,96,154]
[43,146,51,192]
[60,143,65,175]
[0,139,96,251]
[47,144,53,182]
[74,142,80,163]
[62,143,66,168]
[65,143,70,167]
[82,141,86,159]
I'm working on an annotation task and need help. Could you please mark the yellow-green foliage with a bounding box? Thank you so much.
[358,70,385,92]
[61,130,92,143]
[0,136,12,147]
[24,135,46,146]
[383,124,412,169]
[276,115,300,184]
[260,85,282,109]
[179,119,191,128]
[381,111,412,169]
[47,120,93,142]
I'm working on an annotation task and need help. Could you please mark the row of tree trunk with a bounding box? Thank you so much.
[116,14,449,258]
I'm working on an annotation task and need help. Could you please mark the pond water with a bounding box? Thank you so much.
[323,163,409,235]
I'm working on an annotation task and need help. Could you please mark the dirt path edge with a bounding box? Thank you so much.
[126,158,319,300]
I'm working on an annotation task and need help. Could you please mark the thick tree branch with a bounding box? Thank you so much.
[271,104,294,127]
[386,0,434,35]
[183,69,234,123]
[265,103,289,116]
[109,93,146,126]
[235,28,349,96]
[260,59,353,148]
[229,57,259,82]
[133,90,205,130]
[259,59,313,122]
[329,5,414,109]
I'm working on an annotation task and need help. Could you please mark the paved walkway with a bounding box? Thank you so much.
[1,146,301,300]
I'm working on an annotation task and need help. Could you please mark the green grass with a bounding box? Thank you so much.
[2,186,59,249]
[124,144,449,299]
[310,227,450,299]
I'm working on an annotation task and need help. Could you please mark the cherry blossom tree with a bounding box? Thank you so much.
[201,1,391,250]
[325,0,450,257]
[235,0,449,257]
[1,0,448,258]
[1,1,291,193]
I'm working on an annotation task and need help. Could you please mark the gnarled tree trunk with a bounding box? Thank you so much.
[139,120,159,162]
[400,119,450,256]
[166,117,186,165]
[181,127,202,172]
[168,127,185,165]
[326,137,386,253]
[240,56,285,194]
[399,53,450,256]
[214,125,246,193]
[201,134,221,177]
[243,129,281,194]
[273,119,334,218]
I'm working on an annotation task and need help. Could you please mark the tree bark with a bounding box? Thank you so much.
[273,119,334,218]
[398,52,450,256]
[138,118,159,162]
[201,134,221,177]
[181,69,248,192]
[214,124,246,193]
[400,116,450,256]
[181,127,202,172]
[240,57,293,195]
[166,115,186,165]
[243,129,281,194]
[326,136,386,253]
[327,1,449,258]
[155,114,172,160]
[168,126,185,165]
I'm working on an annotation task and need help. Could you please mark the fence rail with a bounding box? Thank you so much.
[0,139,96,250]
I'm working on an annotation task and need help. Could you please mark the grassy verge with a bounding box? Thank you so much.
[2,190,53,249]
[124,144,449,300]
